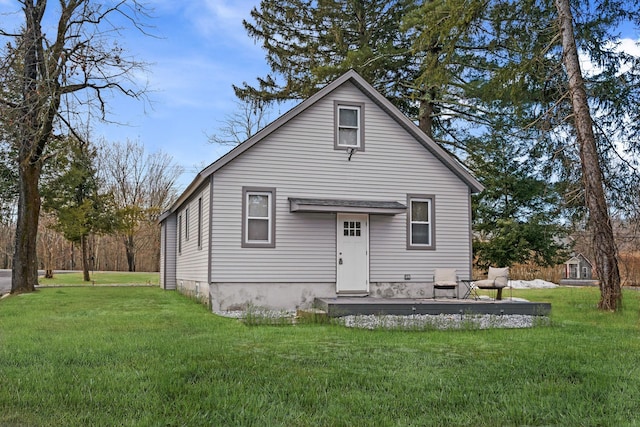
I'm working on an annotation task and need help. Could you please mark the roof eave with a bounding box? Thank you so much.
[162,69,485,220]
[347,76,484,194]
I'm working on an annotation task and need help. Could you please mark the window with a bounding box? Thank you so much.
[197,197,203,250]
[242,187,276,248]
[407,195,435,250]
[334,101,364,150]
[185,207,190,241]
[178,214,182,254]
[343,221,362,237]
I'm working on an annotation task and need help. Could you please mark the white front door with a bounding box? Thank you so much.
[336,213,369,294]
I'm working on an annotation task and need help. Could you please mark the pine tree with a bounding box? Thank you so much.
[235,0,422,118]
[408,0,640,310]
[41,139,117,282]
[469,131,568,269]
[555,0,624,310]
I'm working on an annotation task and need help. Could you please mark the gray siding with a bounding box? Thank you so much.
[160,214,177,290]
[160,222,165,286]
[210,81,472,283]
[176,182,210,284]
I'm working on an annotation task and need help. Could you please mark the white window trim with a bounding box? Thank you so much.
[242,187,276,248]
[197,197,203,250]
[334,101,365,151]
[185,207,190,241]
[407,194,436,250]
[177,214,182,255]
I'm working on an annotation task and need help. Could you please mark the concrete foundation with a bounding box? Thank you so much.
[177,279,211,306]
[206,281,459,312]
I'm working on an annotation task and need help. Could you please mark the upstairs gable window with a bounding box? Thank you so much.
[335,102,364,150]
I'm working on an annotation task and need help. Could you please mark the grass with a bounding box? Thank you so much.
[38,271,159,287]
[1,286,640,426]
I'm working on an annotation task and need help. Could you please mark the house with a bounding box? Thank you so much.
[158,70,484,311]
[564,253,593,280]
[560,253,598,286]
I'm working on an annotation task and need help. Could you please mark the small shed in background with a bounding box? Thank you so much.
[565,254,593,280]
[560,254,599,286]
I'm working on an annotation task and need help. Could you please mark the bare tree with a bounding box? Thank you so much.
[556,0,621,310]
[0,210,16,270]
[98,139,182,272]
[0,1,150,293]
[0,155,17,269]
[208,99,270,146]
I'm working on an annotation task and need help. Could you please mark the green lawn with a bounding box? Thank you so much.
[1,286,639,426]
[38,271,159,287]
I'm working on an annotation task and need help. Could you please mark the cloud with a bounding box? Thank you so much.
[143,46,267,111]
[181,0,259,48]
[201,0,248,22]
[579,37,640,76]
[618,37,640,57]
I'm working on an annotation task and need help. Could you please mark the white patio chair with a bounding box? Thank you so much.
[433,268,459,299]
[473,267,509,300]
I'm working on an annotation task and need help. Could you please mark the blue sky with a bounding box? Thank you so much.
[0,0,284,190]
[92,1,280,189]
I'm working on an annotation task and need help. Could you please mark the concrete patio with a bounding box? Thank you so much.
[314,296,551,317]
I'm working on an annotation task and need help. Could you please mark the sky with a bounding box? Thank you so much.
[0,1,639,192]
[90,1,282,190]
[0,0,287,191]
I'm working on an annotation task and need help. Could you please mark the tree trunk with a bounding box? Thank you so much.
[419,98,435,139]
[70,242,75,270]
[81,235,91,282]
[11,163,41,293]
[11,1,47,294]
[125,235,136,272]
[556,0,621,310]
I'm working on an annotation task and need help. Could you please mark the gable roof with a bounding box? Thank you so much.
[565,253,593,267]
[160,70,484,220]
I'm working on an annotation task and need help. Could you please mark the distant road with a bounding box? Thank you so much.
[1,270,79,296]
[0,269,10,295]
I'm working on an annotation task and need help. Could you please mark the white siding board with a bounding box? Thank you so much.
[176,182,210,283]
[209,81,473,283]
[161,215,177,289]
[160,223,165,286]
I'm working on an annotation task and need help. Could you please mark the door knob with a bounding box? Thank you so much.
[339,258,343,265]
